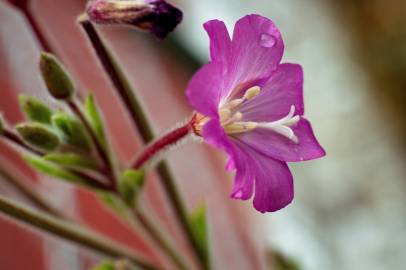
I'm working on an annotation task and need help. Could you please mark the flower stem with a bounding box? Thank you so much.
[0,195,160,270]
[79,18,209,269]
[132,207,189,270]
[67,99,117,190]
[1,127,111,190]
[132,120,194,169]
[68,97,190,268]
[7,0,52,52]
[2,129,43,156]
[0,167,64,218]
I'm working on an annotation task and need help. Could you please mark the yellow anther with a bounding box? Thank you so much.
[224,121,258,134]
[219,108,231,121]
[243,86,261,100]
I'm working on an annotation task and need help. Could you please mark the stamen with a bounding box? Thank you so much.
[243,86,261,100]
[257,105,300,143]
[219,109,231,121]
[223,99,244,110]
[222,111,242,126]
[224,121,258,134]
[222,86,261,111]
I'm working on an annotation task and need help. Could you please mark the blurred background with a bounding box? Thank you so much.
[1,0,406,269]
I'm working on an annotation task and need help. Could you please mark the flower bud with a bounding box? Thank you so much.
[39,53,74,100]
[118,169,145,206]
[52,113,91,151]
[16,122,60,152]
[86,0,183,39]
[19,95,53,124]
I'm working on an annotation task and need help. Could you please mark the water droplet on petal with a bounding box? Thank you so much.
[259,33,276,48]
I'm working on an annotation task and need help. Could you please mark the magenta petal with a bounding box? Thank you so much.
[204,19,232,64]
[240,63,304,122]
[228,143,255,200]
[185,62,223,117]
[251,155,294,213]
[202,119,295,212]
[229,14,284,86]
[235,117,326,162]
[202,120,254,200]
[231,140,293,212]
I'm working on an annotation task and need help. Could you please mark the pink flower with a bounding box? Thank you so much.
[186,15,326,213]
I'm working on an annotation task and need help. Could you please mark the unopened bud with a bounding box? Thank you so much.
[16,122,60,152]
[40,53,74,100]
[52,113,90,151]
[19,95,53,124]
[86,0,183,39]
[118,169,145,206]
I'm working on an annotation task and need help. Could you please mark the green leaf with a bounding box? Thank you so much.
[24,155,87,185]
[19,95,53,124]
[90,260,115,270]
[272,251,301,270]
[39,53,74,100]
[90,260,137,270]
[98,191,128,219]
[16,122,60,152]
[189,204,209,266]
[84,93,106,147]
[44,153,98,170]
[118,169,144,207]
[52,113,90,151]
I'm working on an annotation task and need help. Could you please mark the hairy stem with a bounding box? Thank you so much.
[79,18,209,269]
[132,120,194,169]
[0,195,159,270]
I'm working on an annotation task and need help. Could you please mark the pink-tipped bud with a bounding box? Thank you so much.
[86,0,183,39]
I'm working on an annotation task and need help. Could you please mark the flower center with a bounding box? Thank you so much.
[193,86,300,143]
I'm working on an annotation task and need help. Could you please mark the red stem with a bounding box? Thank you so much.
[133,118,195,169]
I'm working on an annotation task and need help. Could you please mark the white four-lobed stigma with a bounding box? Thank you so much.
[257,105,300,143]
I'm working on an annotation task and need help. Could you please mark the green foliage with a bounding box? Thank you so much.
[118,169,145,207]
[44,153,98,170]
[273,252,301,270]
[98,191,128,219]
[189,204,209,266]
[52,113,90,151]
[90,260,115,270]
[84,93,106,147]
[24,155,87,185]
[39,52,74,100]
[19,95,53,124]
[16,122,59,152]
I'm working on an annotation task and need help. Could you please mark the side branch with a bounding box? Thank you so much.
[0,195,159,270]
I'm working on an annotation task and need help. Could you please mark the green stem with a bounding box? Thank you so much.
[79,17,209,270]
[68,85,189,268]
[0,167,64,218]
[132,207,189,270]
[0,195,159,270]
[67,99,117,191]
